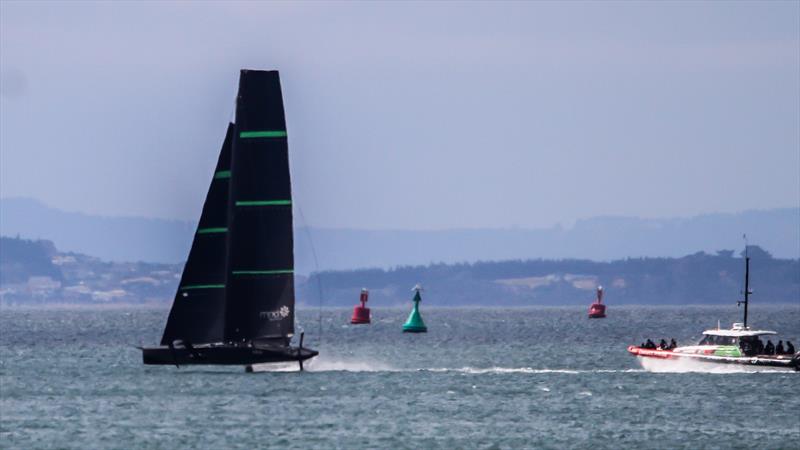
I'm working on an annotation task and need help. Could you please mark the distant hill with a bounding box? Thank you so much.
[1,197,798,272]
[299,247,800,307]
[1,235,796,306]
[295,210,799,272]
[0,236,61,284]
[0,236,180,305]
[0,198,195,264]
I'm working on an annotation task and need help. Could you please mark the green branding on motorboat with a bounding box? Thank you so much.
[714,346,742,357]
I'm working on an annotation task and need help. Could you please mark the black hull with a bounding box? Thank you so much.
[141,343,318,366]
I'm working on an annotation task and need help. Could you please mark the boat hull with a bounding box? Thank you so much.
[628,346,799,372]
[141,343,318,366]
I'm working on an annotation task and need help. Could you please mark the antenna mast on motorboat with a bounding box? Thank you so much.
[738,234,751,328]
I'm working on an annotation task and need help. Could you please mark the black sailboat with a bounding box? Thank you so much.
[142,70,318,369]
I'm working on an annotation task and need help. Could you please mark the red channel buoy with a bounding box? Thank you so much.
[588,286,607,318]
[351,288,371,324]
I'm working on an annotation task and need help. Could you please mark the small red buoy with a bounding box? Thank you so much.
[351,288,371,324]
[588,286,607,318]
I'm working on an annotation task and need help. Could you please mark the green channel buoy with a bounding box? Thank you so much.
[402,285,427,333]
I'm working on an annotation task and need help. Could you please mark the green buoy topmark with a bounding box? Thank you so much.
[402,284,428,333]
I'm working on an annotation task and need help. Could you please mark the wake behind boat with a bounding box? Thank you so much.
[141,70,318,370]
[628,249,799,372]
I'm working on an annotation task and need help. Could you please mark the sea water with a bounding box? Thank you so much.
[1,306,798,449]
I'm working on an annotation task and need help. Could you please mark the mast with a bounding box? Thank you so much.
[737,236,752,329]
[743,253,750,328]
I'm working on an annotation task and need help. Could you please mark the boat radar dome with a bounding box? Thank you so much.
[402,284,427,333]
[351,288,371,324]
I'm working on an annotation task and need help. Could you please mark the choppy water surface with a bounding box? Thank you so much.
[2,306,799,449]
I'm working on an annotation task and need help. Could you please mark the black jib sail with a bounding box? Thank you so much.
[160,124,233,345]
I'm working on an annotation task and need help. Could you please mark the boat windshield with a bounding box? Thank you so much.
[698,335,739,346]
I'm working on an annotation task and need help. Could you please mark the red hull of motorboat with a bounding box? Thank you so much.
[627,345,799,370]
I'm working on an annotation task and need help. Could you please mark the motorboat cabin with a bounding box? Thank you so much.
[688,323,789,357]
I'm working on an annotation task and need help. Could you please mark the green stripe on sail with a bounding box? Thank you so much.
[231,270,294,276]
[180,284,225,290]
[239,130,287,139]
[214,170,231,179]
[235,200,291,207]
[196,227,228,234]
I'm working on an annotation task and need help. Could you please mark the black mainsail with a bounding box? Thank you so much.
[142,70,317,369]
[225,70,295,343]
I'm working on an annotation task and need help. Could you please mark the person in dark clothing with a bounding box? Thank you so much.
[740,339,755,356]
[645,339,656,349]
[659,339,668,350]
[786,341,795,354]
[776,341,785,355]
[764,340,775,355]
[756,338,764,355]
[668,338,677,350]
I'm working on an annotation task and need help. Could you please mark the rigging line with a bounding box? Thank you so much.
[295,203,324,347]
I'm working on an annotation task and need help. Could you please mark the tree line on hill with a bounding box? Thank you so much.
[298,246,799,307]
[0,236,180,305]
[1,235,797,306]
[0,235,62,284]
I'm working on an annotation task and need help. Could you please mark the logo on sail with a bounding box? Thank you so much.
[260,305,291,321]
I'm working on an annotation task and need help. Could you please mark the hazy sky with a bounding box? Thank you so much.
[1,1,798,230]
